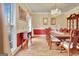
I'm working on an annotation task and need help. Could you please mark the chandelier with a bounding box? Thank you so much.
[51,4,61,17]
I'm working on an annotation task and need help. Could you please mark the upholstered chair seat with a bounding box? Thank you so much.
[62,41,79,49]
[51,35,60,42]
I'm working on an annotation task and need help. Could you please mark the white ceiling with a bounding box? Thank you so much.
[25,3,79,13]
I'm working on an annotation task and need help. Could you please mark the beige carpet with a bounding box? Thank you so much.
[15,36,79,56]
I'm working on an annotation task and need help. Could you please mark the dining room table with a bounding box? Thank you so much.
[51,31,70,42]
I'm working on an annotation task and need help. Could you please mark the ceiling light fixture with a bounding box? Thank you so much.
[51,3,61,17]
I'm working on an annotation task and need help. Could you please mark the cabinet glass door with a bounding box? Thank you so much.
[67,20,70,30]
[71,20,73,29]
[74,19,76,29]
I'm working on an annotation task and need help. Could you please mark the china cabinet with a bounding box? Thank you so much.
[67,13,79,30]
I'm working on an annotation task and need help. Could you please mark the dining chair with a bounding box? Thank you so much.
[45,28,52,49]
[45,28,61,50]
[60,30,79,56]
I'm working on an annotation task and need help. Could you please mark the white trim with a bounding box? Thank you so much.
[10,4,17,52]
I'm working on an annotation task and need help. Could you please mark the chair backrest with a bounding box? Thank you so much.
[63,28,68,33]
[77,30,79,42]
[59,28,64,32]
[45,28,52,40]
[69,30,79,49]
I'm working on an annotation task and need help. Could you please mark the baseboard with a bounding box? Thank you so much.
[11,40,26,56]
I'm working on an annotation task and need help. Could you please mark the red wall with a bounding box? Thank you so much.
[17,32,32,47]
[17,32,27,47]
[17,29,46,47]
[17,33,21,47]
[33,29,46,35]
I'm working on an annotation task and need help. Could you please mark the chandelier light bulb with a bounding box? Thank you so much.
[51,8,61,16]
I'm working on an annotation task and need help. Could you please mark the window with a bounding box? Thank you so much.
[4,3,14,50]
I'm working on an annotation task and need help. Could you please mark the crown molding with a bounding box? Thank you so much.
[32,12,50,14]
[65,6,79,16]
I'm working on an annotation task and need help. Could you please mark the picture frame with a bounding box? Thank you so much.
[51,18,56,25]
[43,17,48,25]
[19,6,26,21]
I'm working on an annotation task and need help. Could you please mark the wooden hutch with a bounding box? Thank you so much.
[67,13,79,43]
[67,13,79,30]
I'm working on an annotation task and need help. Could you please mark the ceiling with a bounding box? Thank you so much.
[26,3,79,13]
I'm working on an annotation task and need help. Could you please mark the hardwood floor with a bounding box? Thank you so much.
[15,36,79,56]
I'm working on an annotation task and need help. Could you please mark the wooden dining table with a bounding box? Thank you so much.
[51,31,70,41]
[55,33,70,41]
